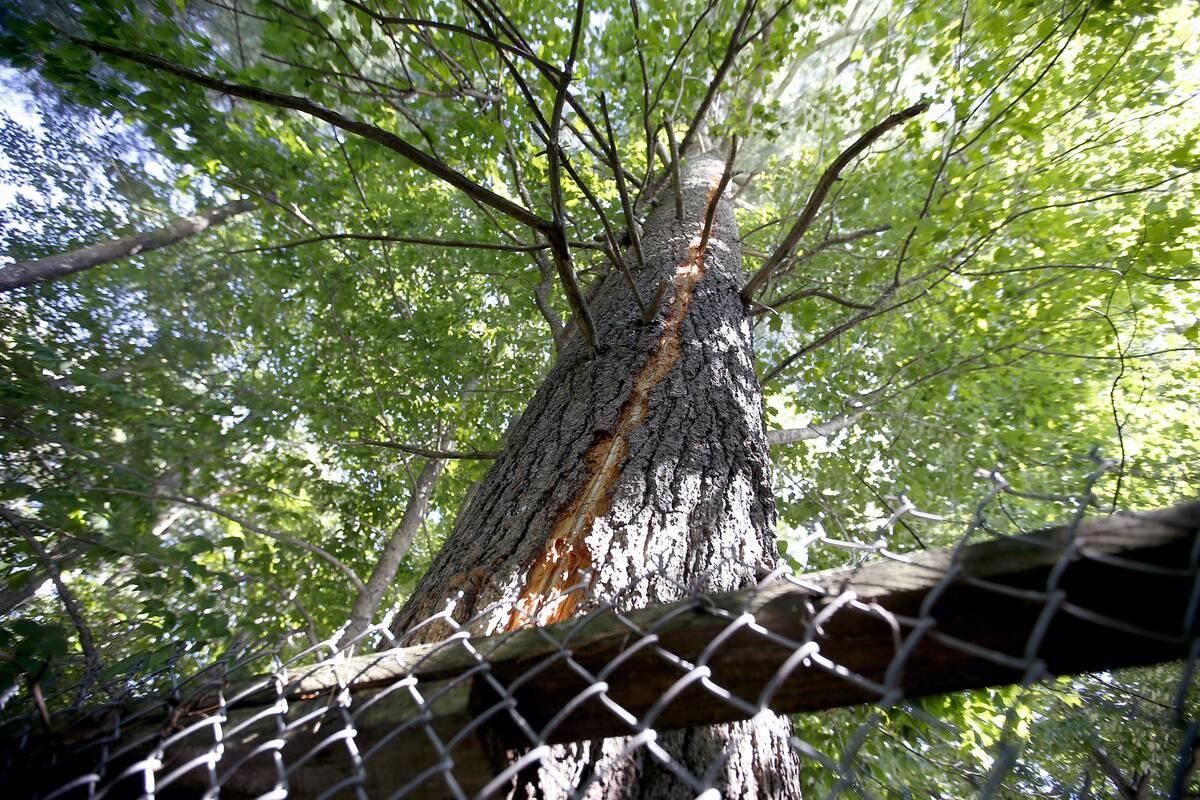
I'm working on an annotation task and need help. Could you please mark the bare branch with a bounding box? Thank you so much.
[766,410,868,446]
[642,279,670,324]
[741,101,928,301]
[759,286,876,314]
[74,37,549,231]
[593,95,647,316]
[543,0,601,355]
[337,400,473,652]
[678,0,758,156]
[699,137,739,253]
[761,290,909,384]
[222,232,548,256]
[339,438,499,460]
[663,115,685,220]
[599,94,646,271]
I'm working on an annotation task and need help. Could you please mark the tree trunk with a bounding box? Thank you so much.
[0,198,254,293]
[392,154,802,798]
[340,443,450,649]
[0,574,43,617]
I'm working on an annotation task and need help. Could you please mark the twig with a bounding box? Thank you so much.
[27,665,52,733]
[748,225,890,306]
[642,279,670,324]
[699,137,739,253]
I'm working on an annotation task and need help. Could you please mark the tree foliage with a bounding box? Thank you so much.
[0,0,1197,793]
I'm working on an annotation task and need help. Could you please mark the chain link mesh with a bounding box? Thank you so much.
[2,459,1197,799]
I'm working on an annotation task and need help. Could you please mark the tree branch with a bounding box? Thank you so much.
[0,199,254,293]
[543,0,600,355]
[749,225,890,307]
[337,0,564,80]
[339,438,500,460]
[678,0,758,156]
[0,507,101,677]
[766,409,868,446]
[223,232,548,255]
[86,487,367,593]
[663,115,685,220]
[596,94,648,315]
[74,37,549,232]
[699,137,739,253]
[741,101,928,301]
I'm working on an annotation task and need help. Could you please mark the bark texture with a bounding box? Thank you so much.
[392,155,801,798]
[0,198,254,293]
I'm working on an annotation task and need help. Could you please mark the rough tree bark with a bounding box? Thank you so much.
[391,154,802,798]
[0,198,254,293]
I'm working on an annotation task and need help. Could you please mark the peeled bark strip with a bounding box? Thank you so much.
[393,155,802,798]
[0,198,254,293]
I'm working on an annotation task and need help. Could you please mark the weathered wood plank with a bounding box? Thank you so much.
[281,503,1200,713]
[468,502,1200,743]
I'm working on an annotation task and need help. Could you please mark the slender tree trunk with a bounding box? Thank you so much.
[0,513,83,617]
[393,155,802,798]
[0,575,43,617]
[0,198,254,293]
[340,440,450,648]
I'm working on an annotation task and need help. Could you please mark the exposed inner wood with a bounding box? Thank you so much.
[505,184,723,631]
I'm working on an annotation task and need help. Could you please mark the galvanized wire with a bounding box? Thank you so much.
[2,460,1197,799]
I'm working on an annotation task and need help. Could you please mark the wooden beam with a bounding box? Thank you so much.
[6,503,1197,799]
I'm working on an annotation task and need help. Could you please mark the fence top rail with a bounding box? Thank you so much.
[19,500,1198,744]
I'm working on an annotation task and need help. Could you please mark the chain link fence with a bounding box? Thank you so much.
[2,461,1198,799]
